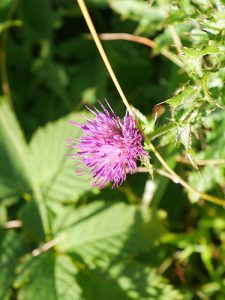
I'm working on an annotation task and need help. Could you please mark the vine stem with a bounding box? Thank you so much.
[76,0,225,207]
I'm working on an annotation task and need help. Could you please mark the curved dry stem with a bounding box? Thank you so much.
[76,0,225,207]
[98,33,183,68]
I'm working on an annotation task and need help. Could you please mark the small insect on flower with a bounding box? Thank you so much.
[68,100,147,189]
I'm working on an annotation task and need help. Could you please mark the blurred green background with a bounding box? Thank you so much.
[0,0,225,299]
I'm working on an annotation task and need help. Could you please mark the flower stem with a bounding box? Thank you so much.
[76,0,133,116]
[76,0,225,207]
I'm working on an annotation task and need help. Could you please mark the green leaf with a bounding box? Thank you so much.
[77,268,130,300]
[76,261,184,300]
[0,204,7,226]
[109,262,184,300]
[190,29,209,46]
[176,124,199,169]
[29,114,93,203]
[182,44,220,59]
[166,85,200,109]
[187,110,225,201]
[199,11,225,35]
[19,199,45,242]
[188,165,224,203]
[0,100,52,236]
[109,0,166,34]
[176,123,192,152]
[33,59,69,99]
[181,43,221,76]
[54,201,166,267]
[0,230,28,300]
[132,106,155,135]
[15,251,83,300]
[0,100,32,201]
[21,0,53,39]
[0,0,11,10]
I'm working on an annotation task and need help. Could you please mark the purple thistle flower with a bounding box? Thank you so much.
[68,100,147,189]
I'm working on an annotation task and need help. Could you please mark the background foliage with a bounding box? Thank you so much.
[0,0,225,299]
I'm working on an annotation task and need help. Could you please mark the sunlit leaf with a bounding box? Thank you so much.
[0,100,32,201]
[15,252,83,300]
[109,262,184,300]
[29,114,93,203]
[166,85,200,109]
[54,201,166,267]
[0,230,28,300]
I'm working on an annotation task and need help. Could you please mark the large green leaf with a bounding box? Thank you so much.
[0,230,28,300]
[77,261,183,300]
[14,251,83,300]
[0,100,32,202]
[0,100,53,237]
[77,268,130,300]
[19,199,45,242]
[14,250,183,300]
[108,262,184,300]
[29,114,93,203]
[53,201,166,267]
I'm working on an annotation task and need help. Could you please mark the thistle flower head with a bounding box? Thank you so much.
[68,100,147,188]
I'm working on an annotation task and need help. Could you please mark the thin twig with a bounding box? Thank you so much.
[32,233,66,256]
[76,0,225,207]
[4,220,22,229]
[99,33,156,48]
[177,157,225,166]
[97,33,183,68]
